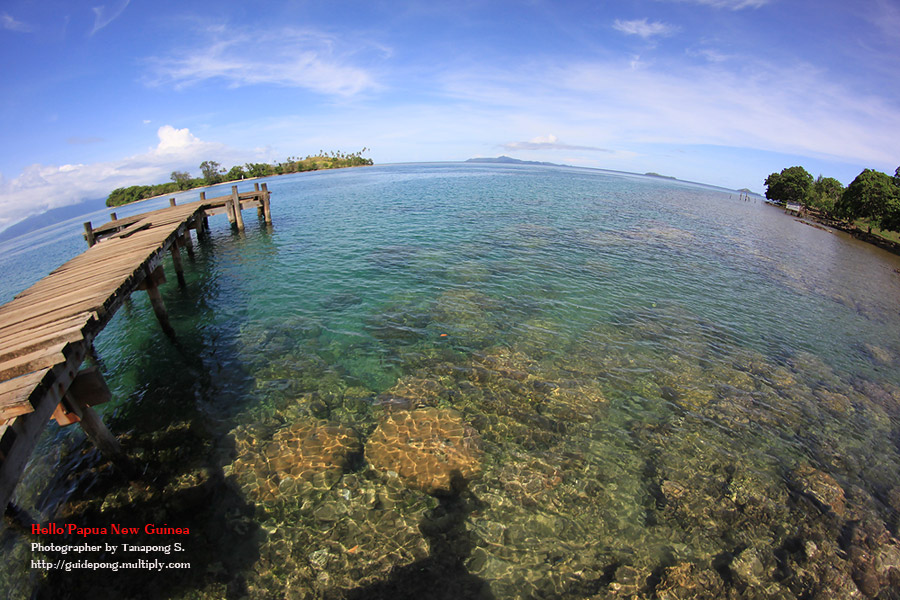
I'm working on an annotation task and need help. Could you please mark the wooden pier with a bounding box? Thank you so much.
[0,184,271,511]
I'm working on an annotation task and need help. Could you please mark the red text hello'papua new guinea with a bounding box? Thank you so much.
[32,523,190,536]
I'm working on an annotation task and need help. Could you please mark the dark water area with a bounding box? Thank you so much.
[1,163,899,599]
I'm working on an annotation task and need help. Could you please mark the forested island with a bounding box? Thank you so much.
[106,149,372,207]
[764,164,900,245]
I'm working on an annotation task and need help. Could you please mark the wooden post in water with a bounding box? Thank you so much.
[199,193,210,233]
[83,222,96,247]
[110,212,117,221]
[262,183,272,225]
[138,266,176,339]
[64,367,137,478]
[181,230,195,258]
[170,240,186,287]
[231,185,245,231]
[169,198,177,207]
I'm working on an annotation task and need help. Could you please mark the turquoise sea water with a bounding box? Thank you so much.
[2,163,900,598]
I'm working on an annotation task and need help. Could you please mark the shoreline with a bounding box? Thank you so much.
[115,164,373,208]
[792,208,900,258]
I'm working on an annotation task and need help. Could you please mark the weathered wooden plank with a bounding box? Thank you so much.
[0,314,90,347]
[0,342,73,381]
[12,243,169,299]
[0,326,85,362]
[0,391,35,420]
[0,277,132,326]
[0,370,48,411]
[0,307,99,342]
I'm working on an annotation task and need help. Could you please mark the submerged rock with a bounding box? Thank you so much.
[365,408,483,495]
[790,464,846,517]
[230,420,361,502]
[654,562,725,600]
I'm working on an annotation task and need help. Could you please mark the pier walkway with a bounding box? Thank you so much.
[0,184,271,510]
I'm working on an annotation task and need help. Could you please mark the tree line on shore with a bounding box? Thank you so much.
[764,165,900,234]
[106,149,373,207]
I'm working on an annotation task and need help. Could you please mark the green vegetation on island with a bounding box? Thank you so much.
[106,149,373,207]
[764,164,900,243]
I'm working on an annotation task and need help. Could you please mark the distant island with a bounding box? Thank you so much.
[466,157,685,182]
[106,149,373,207]
[465,156,563,167]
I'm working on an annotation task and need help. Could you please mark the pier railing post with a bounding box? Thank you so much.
[83,222,96,247]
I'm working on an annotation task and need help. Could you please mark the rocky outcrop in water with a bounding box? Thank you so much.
[365,408,483,495]
[230,420,361,502]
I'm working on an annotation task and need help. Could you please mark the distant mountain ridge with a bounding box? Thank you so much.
[465,156,562,167]
[0,197,107,243]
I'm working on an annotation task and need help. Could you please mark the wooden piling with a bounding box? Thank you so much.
[83,222,95,247]
[110,212,117,221]
[170,241,186,287]
[262,183,272,225]
[64,368,136,478]
[169,198,177,207]
[139,266,176,339]
[181,231,195,258]
[231,185,245,231]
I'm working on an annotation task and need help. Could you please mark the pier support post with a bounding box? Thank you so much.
[181,230,195,258]
[170,241,186,287]
[110,212,118,221]
[83,222,96,247]
[138,266,176,339]
[262,183,272,225]
[169,198,177,207]
[231,185,245,231]
[64,368,137,479]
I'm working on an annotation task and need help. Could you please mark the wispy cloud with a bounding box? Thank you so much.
[1,12,33,33]
[613,18,678,39]
[439,56,900,170]
[90,0,130,36]
[145,26,381,96]
[503,134,613,152]
[659,0,771,9]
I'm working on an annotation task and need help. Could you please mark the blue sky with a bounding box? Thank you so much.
[1,0,898,230]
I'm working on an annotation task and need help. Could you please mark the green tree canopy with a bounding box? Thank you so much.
[199,160,222,185]
[835,169,899,232]
[764,166,814,205]
[225,165,245,181]
[170,170,192,190]
[807,175,844,214]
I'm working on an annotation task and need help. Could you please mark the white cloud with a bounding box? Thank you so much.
[0,126,244,232]
[503,134,613,152]
[90,0,131,36]
[145,26,380,96]
[1,13,33,32]
[613,18,678,39]
[153,125,204,154]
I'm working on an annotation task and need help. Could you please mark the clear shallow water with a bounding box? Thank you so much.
[2,163,900,599]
